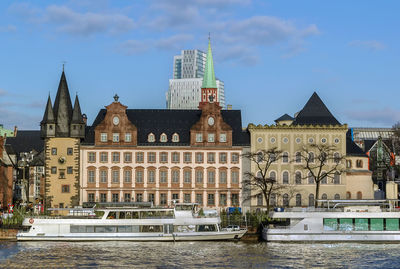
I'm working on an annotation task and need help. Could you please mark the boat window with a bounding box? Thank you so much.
[339,219,353,231]
[95,226,106,233]
[175,204,193,211]
[197,225,217,232]
[107,212,117,219]
[125,212,132,219]
[174,225,196,233]
[386,219,400,231]
[96,211,105,218]
[117,226,133,233]
[105,226,117,233]
[354,218,368,231]
[304,224,308,231]
[370,219,383,231]
[323,218,338,231]
[86,226,94,233]
[132,212,139,219]
[119,212,126,219]
[141,225,163,232]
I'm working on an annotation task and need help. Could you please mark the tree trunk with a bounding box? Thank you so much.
[265,192,270,217]
[315,182,320,208]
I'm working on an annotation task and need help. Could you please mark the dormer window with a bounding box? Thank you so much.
[148,133,155,143]
[160,133,168,142]
[125,133,132,142]
[208,133,215,142]
[100,133,107,142]
[219,133,227,142]
[196,133,203,142]
[172,133,179,142]
[112,133,119,142]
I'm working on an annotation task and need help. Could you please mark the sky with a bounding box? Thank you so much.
[0,0,399,130]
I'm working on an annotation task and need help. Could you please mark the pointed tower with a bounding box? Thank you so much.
[200,37,218,105]
[53,71,73,137]
[40,95,56,138]
[70,95,86,138]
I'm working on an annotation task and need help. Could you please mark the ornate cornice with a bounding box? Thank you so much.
[248,123,348,130]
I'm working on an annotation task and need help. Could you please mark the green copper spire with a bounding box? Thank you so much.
[202,37,217,89]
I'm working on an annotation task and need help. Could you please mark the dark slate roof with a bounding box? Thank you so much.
[5,131,44,155]
[71,95,85,124]
[364,139,377,152]
[31,151,44,166]
[274,113,294,123]
[346,137,368,157]
[83,109,250,146]
[41,95,55,125]
[292,92,341,126]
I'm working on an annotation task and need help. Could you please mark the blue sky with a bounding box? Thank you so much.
[0,0,399,130]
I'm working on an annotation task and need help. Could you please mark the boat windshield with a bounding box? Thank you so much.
[175,204,193,211]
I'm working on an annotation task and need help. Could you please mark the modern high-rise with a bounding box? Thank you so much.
[166,45,225,109]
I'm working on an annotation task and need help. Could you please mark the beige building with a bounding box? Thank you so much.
[248,92,374,208]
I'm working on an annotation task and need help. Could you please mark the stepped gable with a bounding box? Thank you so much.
[83,109,249,146]
[292,92,341,126]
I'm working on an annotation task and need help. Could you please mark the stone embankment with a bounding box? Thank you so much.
[241,227,260,242]
[0,229,18,240]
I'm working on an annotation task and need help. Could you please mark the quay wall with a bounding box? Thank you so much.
[0,229,18,240]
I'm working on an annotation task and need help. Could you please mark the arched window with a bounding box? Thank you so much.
[257,193,263,206]
[333,172,340,184]
[269,171,276,181]
[308,194,314,206]
[356,160,363,168]
[346,160,352,168]
[308,152,315,163]
[256,151,263,163]
[346,192,351,199]
[334,152,340,164]
[282,171,289,184]
[147,133,155,142]
[282,152,289,163]
[308,173,314,184]
[321,172,327,184]
[321,193,327,200]
[160,133,168,142]
[295,152,301,163]
[295,172,302,184]
[296,194,302,206]
[283,194,289,207]
[270,193,276,206]
[172,133,179,142]
[357,191,362,199]
[334,194,340,200]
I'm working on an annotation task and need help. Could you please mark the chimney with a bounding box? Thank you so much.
[13,126,18,137]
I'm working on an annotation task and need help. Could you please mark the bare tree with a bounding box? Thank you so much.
[297,144,346,207]
[242,148,282,215]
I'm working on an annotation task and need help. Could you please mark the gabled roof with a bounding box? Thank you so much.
[346,137,368,157]
[274,113,294,122]
[5,130,44,155]
[83,109,249,146]
[292,92,341,126]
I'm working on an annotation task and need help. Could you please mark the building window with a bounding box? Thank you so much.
[308,173,314,184]
[231,170,239,184]
[257,193,263,206]
[195,133,203,142]
[346,192,351,199]
[172,133,179,142]
[219,153,227,163]
[100,193,107,203]
[207,153,215,163]
[88,152,96,162]
[59,169,66,179]
[308,194,314,206]
[172,193,179,202]
[184,152,192,163]
[208,194,215,206]
[136,193,143,202]
[88,193,95,203]
[308,152,315,163]
[172,152,180,163]
[195,153,203,163]
[61,185,70,193]
[88,170,95,183]
[282,152,289,163]
[321,193,328,200]
[333,172,340,184]
[112,193,119,203]
[160,133,168,142]
[283,194,289,207]
[148,193,155,204]
[196,170,203,184]
[124,170,132,183]
[357,191,362,199]
[148,152,156,163]
[51,148,57,155]
[124,193,131,202]
[219,170,227,184]
[136,152,144,163]
[334,152,340,164]
[270,171,276,181]
[51,166,57,174]
[219,133,227,142]
[231,194,239,206]
[334,194,340,200]
[124,152,132,163]
[160,170,168,183]
[295,152,301,163]
[219,194,227,206]
[207,170,215,184]
[136,170,143,183]
[100,170,107,183]
[296,194,302,206]
[100,152,108,163]
[67,166,73,174]
[184,193,191,203]
[196,194,203,205]
[148,133,155,142]
[148,170,155,183]
[100,133,107,142]
[231,153,239,163]
[270,194,276,206]
[160,193,167,205]
[112,152,120,163]
[295,172,302,184]
[112,133,119,142]
[112,170,119,183]
[125,133,132,142]
[184,170,191,184]
[67,148,73,155]
[321,173,327,184]
[172,170,179,183]
[283,171,289,184]
[160,152,168,163]
[208,133,215,142]
[346,160,352,168]
[356,160,363,168]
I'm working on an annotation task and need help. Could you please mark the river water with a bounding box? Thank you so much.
[0,241,399,268]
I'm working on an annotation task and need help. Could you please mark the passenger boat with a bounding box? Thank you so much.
[263,200,400,242]
[17,203,247,241]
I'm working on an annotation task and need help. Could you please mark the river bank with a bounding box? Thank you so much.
[0,229,18,241]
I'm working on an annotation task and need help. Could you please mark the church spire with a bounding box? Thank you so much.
[41,95,55,124]
[71,95,84,124]
[201,37,217,89]
[53,70,73,137]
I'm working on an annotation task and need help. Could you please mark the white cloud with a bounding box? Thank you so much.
[118,39,149,55]
[349,40,386,51]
